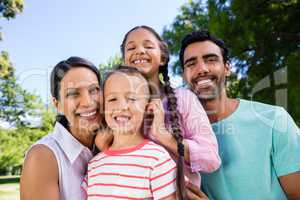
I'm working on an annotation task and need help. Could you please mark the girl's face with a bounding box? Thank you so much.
[55,67,102,136]
[123,28,164,79]
[104,73,149,135]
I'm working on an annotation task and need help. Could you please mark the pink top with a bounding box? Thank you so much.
[160,88,221,186]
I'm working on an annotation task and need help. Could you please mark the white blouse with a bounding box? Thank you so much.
[27,122,93,200]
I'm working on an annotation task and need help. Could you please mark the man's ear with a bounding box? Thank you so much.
[224,61,231,77]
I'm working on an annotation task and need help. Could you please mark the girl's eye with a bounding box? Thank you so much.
[145,45,154,49]
[126,46,135,51]
[127,97,137,101]
[107,97,117,102]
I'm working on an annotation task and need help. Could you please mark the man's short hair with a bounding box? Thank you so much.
[179,30,229,68]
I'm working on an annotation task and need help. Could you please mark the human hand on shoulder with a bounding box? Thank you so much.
[95,127,114,151]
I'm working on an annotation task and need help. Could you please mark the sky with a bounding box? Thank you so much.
[0,0,188,105]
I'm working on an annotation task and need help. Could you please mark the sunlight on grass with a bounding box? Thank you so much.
[0,176,20,200]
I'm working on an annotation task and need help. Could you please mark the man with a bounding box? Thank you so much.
[179,30,300,200]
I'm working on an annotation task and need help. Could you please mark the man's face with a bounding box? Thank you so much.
[183,40,230,100]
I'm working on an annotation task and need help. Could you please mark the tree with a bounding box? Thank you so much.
[0,51,43,126]
[98,54,122,80]
[163,0,300,125]
[0,0,24,40]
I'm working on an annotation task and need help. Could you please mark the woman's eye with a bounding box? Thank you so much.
[66,91,79,97]
[90,87,100,94]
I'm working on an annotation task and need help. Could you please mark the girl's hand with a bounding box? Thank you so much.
[146,99,170,143]
[186,182,209,200]
[95,127,114,151]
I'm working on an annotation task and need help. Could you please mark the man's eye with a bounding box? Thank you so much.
[186,62,195,68]
[206,57,218,62]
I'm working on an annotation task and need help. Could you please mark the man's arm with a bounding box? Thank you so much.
[279,172,300,200]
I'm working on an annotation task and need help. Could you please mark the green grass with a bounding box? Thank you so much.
[0,176,20,200]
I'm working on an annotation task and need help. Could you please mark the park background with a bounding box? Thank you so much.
[0,0,299,199]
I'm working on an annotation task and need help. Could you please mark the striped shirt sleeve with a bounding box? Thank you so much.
[150,148,177,199]
[81,175,88,200]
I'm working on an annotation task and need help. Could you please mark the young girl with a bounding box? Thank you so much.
[83,67,177,199]
[120,25,221,197]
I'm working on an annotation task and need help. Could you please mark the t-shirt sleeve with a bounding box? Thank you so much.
[150,149,177,200]
[272,107,300,176]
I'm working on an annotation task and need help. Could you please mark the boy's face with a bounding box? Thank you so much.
[104,72,149,135]
[183,40,230,100]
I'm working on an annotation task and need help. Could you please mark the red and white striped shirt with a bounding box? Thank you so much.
[82,139,176,200]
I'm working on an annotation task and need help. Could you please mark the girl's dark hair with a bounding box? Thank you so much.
[50,56,101,131]
[121,26,186,199]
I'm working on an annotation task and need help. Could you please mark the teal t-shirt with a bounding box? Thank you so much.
[201,99,300,200]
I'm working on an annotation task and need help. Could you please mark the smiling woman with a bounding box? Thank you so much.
[19,57,103,200]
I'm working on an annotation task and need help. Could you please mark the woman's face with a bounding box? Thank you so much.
[55,67,103,137]
[123,28,164,79]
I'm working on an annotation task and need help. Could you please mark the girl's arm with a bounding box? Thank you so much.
[176,88,221,172]
[147,89,221,172]
[20,145,59,200]
[146,99,193,167]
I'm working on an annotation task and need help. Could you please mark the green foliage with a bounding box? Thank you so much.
[0,127,45,175]
[0,0,23,19]
[98,54,122,80]
[163,0,300,123]
[0,51,43,126]
[0,0,24,40]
